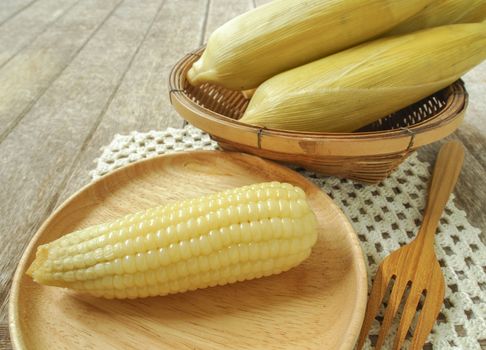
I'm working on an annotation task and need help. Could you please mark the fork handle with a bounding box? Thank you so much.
[418,141,465,246]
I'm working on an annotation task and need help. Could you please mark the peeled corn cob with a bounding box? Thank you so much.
[187,0,431,90]
[240,22,486,133]
[388,0,486,35]
[27,182,318,299]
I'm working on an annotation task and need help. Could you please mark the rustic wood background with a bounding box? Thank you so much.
[0,0,484,348]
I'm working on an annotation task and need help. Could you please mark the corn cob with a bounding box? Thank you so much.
[240,22,486,133]
[388,0,486,35]
[187,0,431,91]
[27,182,318,299]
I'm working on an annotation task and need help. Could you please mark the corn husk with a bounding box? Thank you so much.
[187,0,431,91]
[389,0,486,35]
[240,23,486,133]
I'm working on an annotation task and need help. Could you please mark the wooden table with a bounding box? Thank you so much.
[0,1,484,348]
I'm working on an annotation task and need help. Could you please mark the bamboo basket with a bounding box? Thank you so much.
[169,48,468,183]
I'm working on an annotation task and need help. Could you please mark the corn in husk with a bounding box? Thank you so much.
[187,0,431,91]
[240,22,486,133]
[27,182,318,299]
[389,0,486,35]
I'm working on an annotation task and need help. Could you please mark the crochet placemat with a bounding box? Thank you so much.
[91,125,485,349]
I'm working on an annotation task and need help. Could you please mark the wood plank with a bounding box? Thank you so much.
[0,0,163,327]
[0,0,122,141]
[0,0,36,26]
[0,0,80,68]
[462,62,486,137]
[55,0,256,205]
[458,62,486,168]
[56,0,255,208]
[54,0,210,206]
[0,323,9,349]
[417,132,486,243]
[456,124,486,171]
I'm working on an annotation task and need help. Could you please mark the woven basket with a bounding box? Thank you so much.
[169,48,468,183]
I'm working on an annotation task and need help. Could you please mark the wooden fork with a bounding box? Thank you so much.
[357,141,465,350]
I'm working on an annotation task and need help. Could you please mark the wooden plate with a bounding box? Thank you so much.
[9,151,367,350]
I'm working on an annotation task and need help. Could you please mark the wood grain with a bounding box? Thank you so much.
[462,64,486,136]
[418,136,486,243]
[0,0,37,26]
[9,151,367,350]
[55,0,253,207]
[456,125,486,169]
[0,0,122,140]
[0,324,9,349]
[0,0,79,68]
[55,0,209,207]
[358,142,464,350]
[0,0,163,325]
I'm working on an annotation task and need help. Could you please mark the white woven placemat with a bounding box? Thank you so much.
[91,125,485,350]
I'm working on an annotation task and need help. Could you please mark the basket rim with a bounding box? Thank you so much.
[169,48,467,156]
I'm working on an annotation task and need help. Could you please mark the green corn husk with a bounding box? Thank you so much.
[389,0,486,35]
[187,0,432,91]
[240,22,486,133]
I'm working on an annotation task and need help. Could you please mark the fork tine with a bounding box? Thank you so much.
[375,277,410,350]
[392,287,422,350]
[410,282,445,349]
[357,268,388,349]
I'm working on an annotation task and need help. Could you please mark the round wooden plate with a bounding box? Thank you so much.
[9,151,367,350]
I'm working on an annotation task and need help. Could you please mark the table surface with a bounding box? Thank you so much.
[0,0,485,348]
